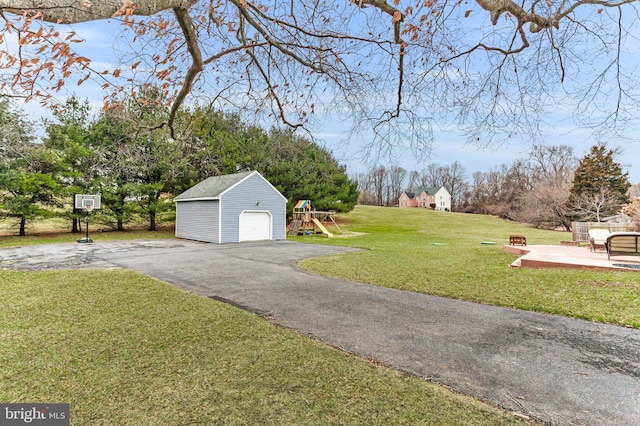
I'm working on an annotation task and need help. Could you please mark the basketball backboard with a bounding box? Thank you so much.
[74,194,101,210]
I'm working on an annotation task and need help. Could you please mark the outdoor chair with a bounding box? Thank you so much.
[606,232,640,260]
[588,229,610,252]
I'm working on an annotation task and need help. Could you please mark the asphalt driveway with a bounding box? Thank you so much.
[1,239,639,425]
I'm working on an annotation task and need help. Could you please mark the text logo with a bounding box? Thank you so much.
[0,404,69,425]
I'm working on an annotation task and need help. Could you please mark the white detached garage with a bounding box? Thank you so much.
[174,171,287,244]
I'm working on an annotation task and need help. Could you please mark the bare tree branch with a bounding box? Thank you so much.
[167,6,201,137]
[0,0,197,23]
[0,0,638,154]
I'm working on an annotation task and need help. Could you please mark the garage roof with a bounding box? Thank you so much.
[174,171,254,201]
[174,170,286,202]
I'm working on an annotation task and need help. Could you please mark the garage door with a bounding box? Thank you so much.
[239,211,271,242]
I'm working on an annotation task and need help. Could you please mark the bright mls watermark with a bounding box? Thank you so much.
[0,404,69,425]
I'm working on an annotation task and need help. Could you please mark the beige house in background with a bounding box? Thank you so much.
[398,187,451,211]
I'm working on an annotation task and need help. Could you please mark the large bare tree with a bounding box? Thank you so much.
[1,0,638,151]
[515,144,576,229]
[387,165,407,206]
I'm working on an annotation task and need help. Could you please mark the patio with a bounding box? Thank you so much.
[504,244,640,272]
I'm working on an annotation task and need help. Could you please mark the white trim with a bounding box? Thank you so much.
[218,198,222,244]
[174,171,287,204]
[174,196,220,203]
[218,171,288,202]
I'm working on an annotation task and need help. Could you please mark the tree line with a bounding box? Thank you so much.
[355,144,637,230]
[0,94,358,236]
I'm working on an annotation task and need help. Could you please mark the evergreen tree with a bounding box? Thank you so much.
[180,107,359,215]
[122,87,179,231]
[568,143,630,221]
[247,129,359,214]
[88,88,181,231]
[87,108,137,231]
[0,101,62,235]
[43,96,97,233]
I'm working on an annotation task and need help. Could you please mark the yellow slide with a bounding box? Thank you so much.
[312,218,333,238]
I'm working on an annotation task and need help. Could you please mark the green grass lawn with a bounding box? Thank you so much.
[0,226,175,248]
[0,269,532,425]
[1,205,636,423]
[294,206,640,328]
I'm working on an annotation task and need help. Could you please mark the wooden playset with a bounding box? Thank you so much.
[288,200,341,237]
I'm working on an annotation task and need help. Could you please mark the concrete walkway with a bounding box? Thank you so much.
[1,239,639,425]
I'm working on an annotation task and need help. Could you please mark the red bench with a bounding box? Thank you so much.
[509,235,526,246]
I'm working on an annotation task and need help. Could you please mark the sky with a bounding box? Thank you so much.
[311,93,640,183]
[5,6,640,184]
[321,124,640,184]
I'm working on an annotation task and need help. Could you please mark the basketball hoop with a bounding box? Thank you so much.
[75,194,100,244]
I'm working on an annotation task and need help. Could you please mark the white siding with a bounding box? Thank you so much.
[434,188,451,211]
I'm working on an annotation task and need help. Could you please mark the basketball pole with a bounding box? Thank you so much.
[84,209,90,242]
[77,206,93,243]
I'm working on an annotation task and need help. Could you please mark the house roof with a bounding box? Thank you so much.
[174,170,260,201]
[403,187,443,199]
[294,200,311,209]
